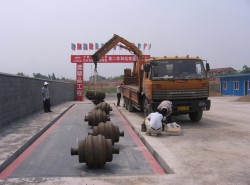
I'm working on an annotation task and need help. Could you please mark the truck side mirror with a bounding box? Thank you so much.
[144,63,150,73]
[206,63,210,71]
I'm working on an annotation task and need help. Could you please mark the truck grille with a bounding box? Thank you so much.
[152,88,209,100]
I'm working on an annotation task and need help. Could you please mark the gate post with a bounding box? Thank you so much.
[76,63,84,101]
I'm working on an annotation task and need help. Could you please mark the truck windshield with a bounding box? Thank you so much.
[151,59,206,80]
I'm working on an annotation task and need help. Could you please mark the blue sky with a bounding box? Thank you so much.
[0,0,250,79]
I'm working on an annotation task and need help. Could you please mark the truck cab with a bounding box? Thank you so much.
[142,56,211,122]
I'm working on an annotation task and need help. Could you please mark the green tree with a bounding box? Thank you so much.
[110,74,124,81]
[33,73,48,79]
[240,65,250,74]
[51,73,56,80]
[17,72,28,77]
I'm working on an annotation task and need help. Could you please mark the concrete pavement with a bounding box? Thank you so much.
[1,95,250,185]
[0,101,74,172]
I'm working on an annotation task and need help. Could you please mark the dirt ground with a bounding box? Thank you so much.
[209,89,250,102]
[236,94,250,102]
[111,96,250,185]
[209,89,222,97]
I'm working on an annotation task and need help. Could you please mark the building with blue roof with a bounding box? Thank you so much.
[219,73,250,96]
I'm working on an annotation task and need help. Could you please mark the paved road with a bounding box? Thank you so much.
[1,103,164,178]
[0,95,250,185]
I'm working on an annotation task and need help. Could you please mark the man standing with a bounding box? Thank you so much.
[42,82,52,113]
[116,83,122,106]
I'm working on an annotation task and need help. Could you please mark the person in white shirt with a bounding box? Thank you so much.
[41,82,52,113]
[116,83,123,106]
[144,100,172,135]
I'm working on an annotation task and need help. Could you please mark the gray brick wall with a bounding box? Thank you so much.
[0,73,76,128]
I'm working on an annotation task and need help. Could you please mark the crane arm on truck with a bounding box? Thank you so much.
[91,34,142,69]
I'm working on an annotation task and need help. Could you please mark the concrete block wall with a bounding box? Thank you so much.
[0,73,76,128]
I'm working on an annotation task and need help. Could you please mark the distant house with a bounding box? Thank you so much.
[208,67,236,77]
[219,73,250,96]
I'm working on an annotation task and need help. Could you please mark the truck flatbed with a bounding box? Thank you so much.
[123,85,140,93]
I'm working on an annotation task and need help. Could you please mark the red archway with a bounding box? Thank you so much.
[71,54,150,101]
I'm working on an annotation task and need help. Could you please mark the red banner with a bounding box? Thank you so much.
[76,63,84,101]
[71,55,150,63]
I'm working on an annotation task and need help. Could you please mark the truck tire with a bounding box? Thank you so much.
[143,98,152,117]
[124,98,128,110]
[128,100,134,112]
[189,111,203,122]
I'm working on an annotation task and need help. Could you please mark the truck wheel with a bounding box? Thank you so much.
[143,99,151,117]
[189,111,203,122]
[128,100,134,112]
[124,98,128,110]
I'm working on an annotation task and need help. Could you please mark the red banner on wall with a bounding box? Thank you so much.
[71,55,150,63]
[76,63,84,101]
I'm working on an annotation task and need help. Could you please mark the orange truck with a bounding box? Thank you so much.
[92,34,211,122]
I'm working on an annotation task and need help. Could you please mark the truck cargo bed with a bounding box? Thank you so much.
[123,85,141,106]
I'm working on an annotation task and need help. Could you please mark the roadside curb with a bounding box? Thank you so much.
[0,104,74,173]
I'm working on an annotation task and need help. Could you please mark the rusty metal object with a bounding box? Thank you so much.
[71,135,119,168]
[95,102,112,114]
[85,91,106,103]
[88,122,124,144]
[123,77,138,85]
[92,99,106,105]
[124,68,131,77]
[84,109,110,127]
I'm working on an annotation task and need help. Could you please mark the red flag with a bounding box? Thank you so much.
[77,43,82,50]
[143,43,147,50]
[89,43,94,50]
